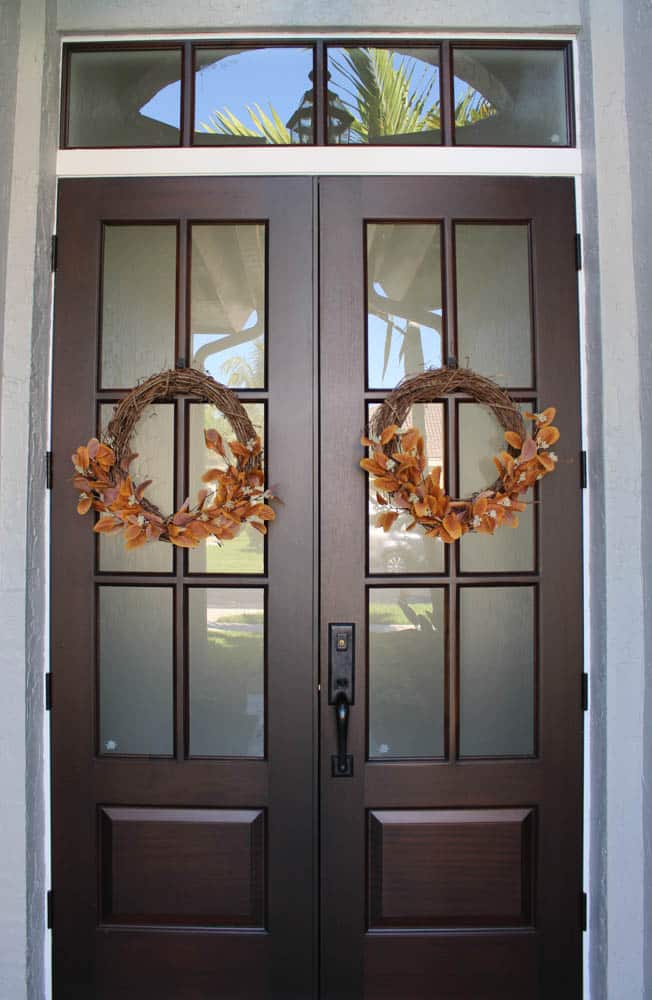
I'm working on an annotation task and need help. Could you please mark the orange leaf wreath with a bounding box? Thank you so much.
[71,369,277,550]
[360,367,560,544]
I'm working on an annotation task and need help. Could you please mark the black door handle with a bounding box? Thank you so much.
[334,694,352,776]
[329,623,354,777]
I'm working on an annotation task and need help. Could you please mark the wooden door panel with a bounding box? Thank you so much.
[51,177,316,1000]
[99,807,265,926]
[320,176,582,1000]
[368,808,534,929]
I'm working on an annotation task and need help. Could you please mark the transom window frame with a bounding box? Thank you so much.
[59,35,576,153]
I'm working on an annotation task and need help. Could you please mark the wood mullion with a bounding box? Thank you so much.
[440,41,454,146]
[181,42,193,147]
[314,42,327,145]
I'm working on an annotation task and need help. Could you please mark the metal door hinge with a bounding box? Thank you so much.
[582,673,589,712]
[575,233,582,271]
[581,891,587,932]
[47,890,54,929]
[580,450,587,489]
[51,235,58,272]
[45,673,52,711]
[46,451,53,490]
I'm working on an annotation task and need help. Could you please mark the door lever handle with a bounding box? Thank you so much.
[334,694,352,776]
[329,624,354,777]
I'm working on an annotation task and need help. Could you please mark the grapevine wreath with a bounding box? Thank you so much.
[361,367,560,544]
[71,368,276,549]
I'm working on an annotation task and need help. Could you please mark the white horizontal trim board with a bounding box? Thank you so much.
[62,31,577,42]
[57,146,581,178]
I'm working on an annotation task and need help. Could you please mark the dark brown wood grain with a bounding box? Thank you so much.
[52,175,582,999]
[51,177,316,999]
[100,807,265,926]
[320,177,582,1000]
[368,808,534,928]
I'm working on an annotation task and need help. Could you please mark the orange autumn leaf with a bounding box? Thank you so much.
[375,510,399,532]
[204,428,226,457]
[380,424,399,445]
[254,504,276,521]
[93,517,123,535]
[537,425,560,447]
[228,440,252,460]
[249,520,268,535]
[401,428,420,451]
[373,476,400,492]
[77,495,93,515]
[538,452,557,472]
[504,431,523,450]
[360,457,386,476]
[442,513,462,540]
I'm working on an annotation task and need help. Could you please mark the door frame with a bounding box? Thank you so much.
[47,28,590,1000]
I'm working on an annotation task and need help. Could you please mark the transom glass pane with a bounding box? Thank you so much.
[455,224,532,387]
[327,47,441,145]
[194,47,315,145]
[99,586,174,756]
[188,403,265,574]
[188,588,265,757]
[453,47,569,146]
[367,224,443,389]
[368,403,445,575]
[369,588,445,759]
[67,48,182,148]
[459,586,535,758]
[100,224,176,388]
[191,224,265,388]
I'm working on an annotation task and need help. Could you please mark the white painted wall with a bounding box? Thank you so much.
[0,1,650,998]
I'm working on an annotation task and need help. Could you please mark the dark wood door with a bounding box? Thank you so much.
[319,177,583,1000]
[51,177,317,1000]
[51,175,582,1000]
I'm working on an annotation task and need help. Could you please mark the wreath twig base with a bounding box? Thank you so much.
[71,369,276,549]
[361,367,560,544]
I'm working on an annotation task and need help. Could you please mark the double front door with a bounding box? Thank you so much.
[51,176,582,999]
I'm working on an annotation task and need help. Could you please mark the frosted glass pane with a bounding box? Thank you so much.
[453,47,569,147]
[189,589,264,757]
[458,404,535,572]
[459,587,535,757]
[67,49,181,147]
[99,404,174,573]
[194,47,314,145]
[368,403,445,574]
[327,47,441,145]
[188,403,265,574]
[369,588,445,758]
[191,224,265,388]
[367,224,442,389]
[456,225,532,387]
[99,587,173,756]
[100,225,176,388]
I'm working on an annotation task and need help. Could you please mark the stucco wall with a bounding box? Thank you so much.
[623,3,652,998]
[0,1,650,998]
[56,0,582,32]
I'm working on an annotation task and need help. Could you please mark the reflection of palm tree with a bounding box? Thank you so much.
[220,339,265,388]
[200,48,494,144]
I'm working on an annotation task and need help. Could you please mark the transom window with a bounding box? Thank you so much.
[61,40,574,149]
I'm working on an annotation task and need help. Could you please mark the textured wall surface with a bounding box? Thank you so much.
[0,1,56,998]
[586,2,645,997]
[0,1,29,997]
[57,0,581,32]
[623,3,652,998]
